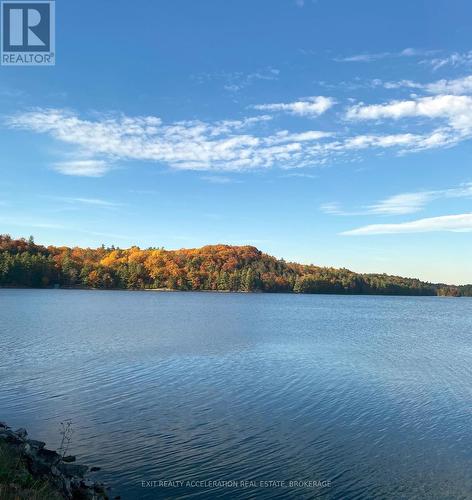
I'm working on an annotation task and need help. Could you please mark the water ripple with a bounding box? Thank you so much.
[1,290,471,499]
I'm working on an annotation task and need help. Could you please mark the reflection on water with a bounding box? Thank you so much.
[1,290,471,499]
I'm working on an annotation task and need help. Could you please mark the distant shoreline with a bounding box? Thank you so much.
[0,285,469,298]
[1,235,471,297]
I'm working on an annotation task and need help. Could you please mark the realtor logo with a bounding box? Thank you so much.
[1,0,55,65]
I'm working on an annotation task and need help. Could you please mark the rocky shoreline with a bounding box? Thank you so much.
[0,422,110,499]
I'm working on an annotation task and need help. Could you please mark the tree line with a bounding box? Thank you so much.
[0,235,470,297]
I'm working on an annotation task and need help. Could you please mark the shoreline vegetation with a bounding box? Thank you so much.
[1,235,471,297]
[0,422,108,500]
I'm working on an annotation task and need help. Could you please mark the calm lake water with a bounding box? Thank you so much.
[1,290,471,499]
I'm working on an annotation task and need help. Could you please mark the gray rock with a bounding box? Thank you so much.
[30,458,54,476]
[51,465,61,477]
[29,447,61,475]
[62,477,72,497]
[2,429,24,444]
[15,427,28,438]
[74,482,100,500]
[23,442,35,457]
[70,477,82,489]
[37,447,61,465]
[82,479,95,488]
[27,439,46,449]
[94,483,106,493]
[1,421,108,499]
[57,462,89,478]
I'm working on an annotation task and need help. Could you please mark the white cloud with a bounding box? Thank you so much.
[253,96,335,117]
[0,216,65,229]
[446,183,472,198]
[320,193,433,216]
[343,133,421,149]
[382,74,472,95]
[281,172,318,179]
[7,103,472,177]
[52,196,120,207]
[264,130,332,145]
[423,51,472,71]
[335,48,435,63]
[424,75,472,95]
[224,69,280,92]
[346,95,472,125]
[367,192,435,215]
[53,160,111,177]
[342,213,472,235]
[200,175,240,184]
[193,67,280,93]
[323,183,472,216]
[6,108,338,173]
[335,52,391,63]
[378,79,419,90]
[346,95,472,148]
[320,202,352,215]
[400,48,428,57]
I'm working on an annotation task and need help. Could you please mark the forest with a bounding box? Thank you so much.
[0,235,470,297]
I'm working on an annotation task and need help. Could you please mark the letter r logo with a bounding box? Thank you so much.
[9,8,45,46]
[2,1,52,52]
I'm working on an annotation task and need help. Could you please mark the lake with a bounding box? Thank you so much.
[0,290,471,499]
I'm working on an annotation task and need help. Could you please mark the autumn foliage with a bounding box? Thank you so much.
[0,235,470,296]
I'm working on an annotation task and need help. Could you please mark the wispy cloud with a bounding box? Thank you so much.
[281,172,318,179]
[371,184,472,214]
[335,52,392,63]
[5,108,337,173]
[374,78,419,90]
[366,192,436,215]
[253,96,335,117]
[7,103,472,177]
[424,74,472,95]
[200,175,241,184]
[53,160,112,177]
[342,213,472,235]
[129,189,159,195]
[320,202,356,215]
[81,230,132,240]
[264,130,333,143]
[335,48,435,63]
[346,94,472,129]
[346,94,472,150]
[50,196,121,207]
[323,183,472,216]
[0,216,65,229]
[0,87,27,98]
[373,74,472,95]
[0,215,133,241]
[193,67,280,93]
[422,51,472,71]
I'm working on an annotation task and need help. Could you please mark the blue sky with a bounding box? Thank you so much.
[1,0,472,284]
